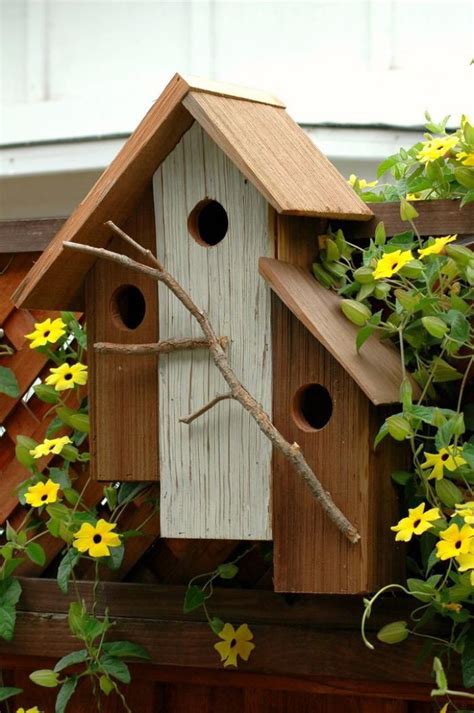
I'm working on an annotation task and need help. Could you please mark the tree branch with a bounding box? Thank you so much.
[64,225,360,544]
[94,337,229,355]
[180,393,235,425]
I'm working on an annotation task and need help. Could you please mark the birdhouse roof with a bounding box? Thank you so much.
[259,257,420,405]
[13,73,372,310]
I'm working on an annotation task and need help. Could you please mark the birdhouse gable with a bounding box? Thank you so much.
[13,73,372,312]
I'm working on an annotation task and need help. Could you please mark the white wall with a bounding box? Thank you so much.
[1,0,473,218]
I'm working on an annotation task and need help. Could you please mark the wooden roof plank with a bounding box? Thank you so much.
[12,74,195,310]
[259,257,419,405]
[13,73,371,311]
[183,91,373,220]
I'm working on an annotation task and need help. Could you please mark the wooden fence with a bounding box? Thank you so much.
[1,207,473,711]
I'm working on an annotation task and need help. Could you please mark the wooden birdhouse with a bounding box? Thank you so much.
[13,74,411,594]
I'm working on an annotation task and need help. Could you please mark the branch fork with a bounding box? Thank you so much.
[64,222,360,544]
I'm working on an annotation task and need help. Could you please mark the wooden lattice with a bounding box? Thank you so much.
[0,245,270,587]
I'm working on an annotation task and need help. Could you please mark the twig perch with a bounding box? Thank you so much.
[180,393,235,425]
[64,222,360,544]
[94,337,229,355]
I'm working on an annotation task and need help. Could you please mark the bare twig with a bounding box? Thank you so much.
[64,224,360,544]
[94,336,229,355]
[180,393,235,425]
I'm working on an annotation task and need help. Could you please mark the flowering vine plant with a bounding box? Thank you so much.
[0,311,255,712]
[314,116,474,711]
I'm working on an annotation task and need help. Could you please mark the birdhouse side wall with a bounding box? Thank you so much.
[85,186,159,482]
[272,297,402,594]
[153,123,273,540]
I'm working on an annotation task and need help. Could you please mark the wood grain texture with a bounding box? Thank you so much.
[259,257,418,406]
[182,74,285,107]
[183,91,373,220]
[86,186,159,481]
[342,198,474,240]
[0,218,66,253]
[154,123,273,539]
[13,74,195,310]
[271,297,404,593]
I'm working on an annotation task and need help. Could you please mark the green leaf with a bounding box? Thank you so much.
[0,605,16,640]
[435,478,463,509]
[210,617,225,635]
[407,576,440,603]
[391,470,413,486]
[217,563,239,580]
[377,154,400,178]
[105,543,124,571]
[26,542,46,567]
[0,577,22,607]
[356,324,376,352]
[99,675,115,696]
[460,189,474,208]
[433,656,447,692]
[54,649,88,672]
[55,676,78,713]
[49,468,72,490]
[99,655,131,684]
[374,221,386,246]
[431,357,463,383]
[57,550,80,594]
[0,686,23,701]
[183,585,206,613]
[0,366,20,398]
[373,421,389,449]
[463,629,474,688]
[102,640,151,660]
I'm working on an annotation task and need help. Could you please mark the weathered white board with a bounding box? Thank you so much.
[153,123,273,539]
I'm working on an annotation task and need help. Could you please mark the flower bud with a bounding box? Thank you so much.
[29,669,60,688]
[340,299,372,326]
[400,197,419,222]
[353,267,375,284]
[374,282,391,299]
[377,621,409,644]
[435,479,464,509]
[446,244,473,267]
[399,259,424,279]
[386,415,412,441]
[34,384,59,404]
[312,263,336,289]
[68,413,90,433]
[61,444,79,462]
[422,316,448,339]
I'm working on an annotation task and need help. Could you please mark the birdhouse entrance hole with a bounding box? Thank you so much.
[188,199,228,247]
[292,383,333,432]
[110,284,146,330]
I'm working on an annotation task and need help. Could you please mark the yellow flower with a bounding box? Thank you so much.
[214,623,255,668]
[436,523,474,561]
[30,436,72,459]
[16,708,41,713]
[421,446,466,480]
[348,174,378,190]
[373,249,414,280]
[73,519,121,558]
[440,704,449,713]
[406,193,422,201]
[455,502,474,524]
[457,151,474,166]
[25,317,66,350]
[417,136,459,163]
[25,479,60,507]
[390,502,441,542]
[45,362,88,391]
[418,234,457,258]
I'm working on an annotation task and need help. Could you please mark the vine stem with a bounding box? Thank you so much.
[64,226,360,544]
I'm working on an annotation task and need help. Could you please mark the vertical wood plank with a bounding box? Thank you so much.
[154,123,273,539]
[86,186,159,481]
[272,297,403,593]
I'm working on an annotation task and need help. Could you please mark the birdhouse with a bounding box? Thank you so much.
[13,74,410,594]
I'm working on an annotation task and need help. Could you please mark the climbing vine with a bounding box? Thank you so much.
[314,115,474,711]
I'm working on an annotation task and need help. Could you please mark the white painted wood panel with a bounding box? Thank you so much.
[153,123,273,540]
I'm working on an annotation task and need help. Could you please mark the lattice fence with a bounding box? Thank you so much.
[0,241,270,587]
